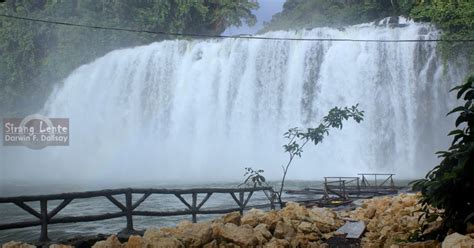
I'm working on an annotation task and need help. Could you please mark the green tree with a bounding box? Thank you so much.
[0,0,258,117]
[262,0,473,69]
[412,76,474,235]
[276,105,364,207]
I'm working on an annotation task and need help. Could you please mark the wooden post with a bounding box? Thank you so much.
[270,192,275,210]
[375,174,378,190]
[239,192,244,214]
[125,190,134,231]
[192,193,197,223]
[39,199,49,243]
[342,181,347,199]
[357,178,360,196]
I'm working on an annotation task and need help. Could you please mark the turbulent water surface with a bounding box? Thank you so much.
[1,18,467,185]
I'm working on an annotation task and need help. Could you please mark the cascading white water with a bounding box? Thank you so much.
[2,18,467,184]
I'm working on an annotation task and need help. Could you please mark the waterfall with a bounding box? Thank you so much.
[2,18,467,184]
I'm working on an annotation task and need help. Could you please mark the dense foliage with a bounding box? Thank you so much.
[412,76,474,234]
[276,105,364,207]
[0,0,257,116]
[262,0,406,31]
[263,0,473,69]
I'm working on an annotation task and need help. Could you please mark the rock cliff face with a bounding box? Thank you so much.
[3,194,474,248]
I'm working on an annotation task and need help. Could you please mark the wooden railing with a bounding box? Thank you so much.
[323,174,397,199]
[323,177,360,199]
[359,173,395,189]
[0,187,275,243]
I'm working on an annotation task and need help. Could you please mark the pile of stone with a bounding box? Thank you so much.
[340,193,425,247]
[90,202,343,248]
[3,193,474,248]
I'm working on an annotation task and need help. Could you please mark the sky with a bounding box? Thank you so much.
[223,0,286,35]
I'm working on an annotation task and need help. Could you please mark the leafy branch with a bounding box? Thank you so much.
[276,105,364,207]
[411,75,474,236]
[239,167,267,188]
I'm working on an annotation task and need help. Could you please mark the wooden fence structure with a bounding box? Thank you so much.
[0,187,275,243]
[322,173,397,199]
[323,177,360,199]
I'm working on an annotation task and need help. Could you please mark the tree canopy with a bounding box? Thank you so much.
[262,0,473,70]
[0,0,258,116]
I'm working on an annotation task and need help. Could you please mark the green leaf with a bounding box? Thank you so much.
[448,129,464,136]
[447,106,465,116]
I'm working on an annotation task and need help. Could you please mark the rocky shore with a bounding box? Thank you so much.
[2,193,474,248]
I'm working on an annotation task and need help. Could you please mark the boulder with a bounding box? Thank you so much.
[176,222,214,247]
[123,235,147,248]
[298,221,317,234]
[364,207,377,219]
[241,208,265,227]
[309,207,341,228]
[274,220,296,240]
[212,223,258,247]
[144,228,169,240]
[279,202,309,221]
[264,238,290,248]
[91,235,122,248]
[254,223,272,243]
[149,237,184,248]
[442,232,474,248]
[143,228,185,247]
[222,212,241,226]
[261,210,282,232]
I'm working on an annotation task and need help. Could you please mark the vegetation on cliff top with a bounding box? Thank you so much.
[0,0,258,116]
[263,0,473,69]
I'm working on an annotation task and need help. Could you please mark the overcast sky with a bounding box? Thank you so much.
[223,0,285,35]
